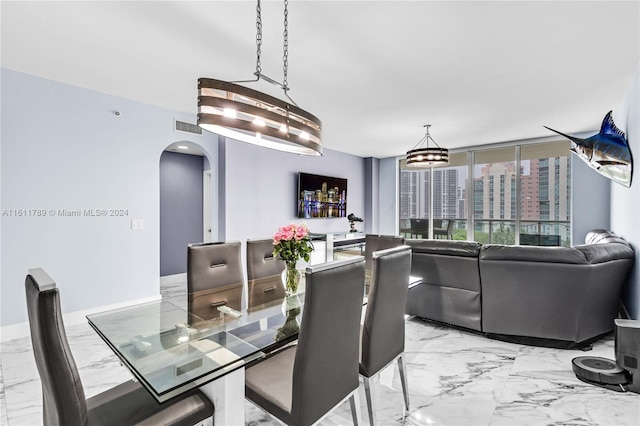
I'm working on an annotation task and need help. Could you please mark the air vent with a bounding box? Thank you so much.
[175,120,202,135]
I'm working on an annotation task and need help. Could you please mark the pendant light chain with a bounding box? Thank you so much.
[255,0,263,75]
[197,0,322,156]
[283,0,289,91]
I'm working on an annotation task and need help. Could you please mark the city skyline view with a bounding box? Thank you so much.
[297,172,347,218]
[399,147,572,245]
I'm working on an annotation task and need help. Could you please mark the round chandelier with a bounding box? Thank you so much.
[406,124,449,167]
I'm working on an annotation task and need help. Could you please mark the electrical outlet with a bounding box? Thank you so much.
[131,219,144,230]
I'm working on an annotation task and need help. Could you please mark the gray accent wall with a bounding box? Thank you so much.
[160,151,204,276]
[364,157,379,234]
[0,69,219,326]
[611,64,640,319]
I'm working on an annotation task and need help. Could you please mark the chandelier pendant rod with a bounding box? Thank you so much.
[229,0,297,106]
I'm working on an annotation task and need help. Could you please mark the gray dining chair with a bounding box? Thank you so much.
[360,245,412,425]
[245,256,366,426]
[246,238,286,308]
[364,234,405,285]
[187,241,244,319]
[25,268,214,426]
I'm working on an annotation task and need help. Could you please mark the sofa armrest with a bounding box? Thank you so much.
[585,229,630,246]
[574,242,635,264]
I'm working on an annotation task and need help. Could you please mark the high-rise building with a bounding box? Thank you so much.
[400,168,464,220]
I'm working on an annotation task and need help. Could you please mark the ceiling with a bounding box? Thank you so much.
[2,1,639,159]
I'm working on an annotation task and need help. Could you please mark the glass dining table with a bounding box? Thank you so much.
[87,274,306,425]
[87,271,421,425]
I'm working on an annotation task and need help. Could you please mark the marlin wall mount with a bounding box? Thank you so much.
[545,111,633,187]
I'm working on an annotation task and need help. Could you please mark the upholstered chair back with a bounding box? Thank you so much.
[246,238,286,308]
[247,238,285,280]
[187,241,244,316]
[291,257,365,425]
[26,268,88,425]
[364,234,405,271]
[360,246,412,377]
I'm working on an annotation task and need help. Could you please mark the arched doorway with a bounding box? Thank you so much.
[159,141,215,278]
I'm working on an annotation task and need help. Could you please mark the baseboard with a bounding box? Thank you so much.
[1,294,161,342]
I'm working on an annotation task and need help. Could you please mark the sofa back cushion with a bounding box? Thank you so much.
[407,239,481,257]
[479,245,588,264]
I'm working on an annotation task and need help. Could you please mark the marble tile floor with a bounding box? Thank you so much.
[1,277,638,425]
[2,317,639,426]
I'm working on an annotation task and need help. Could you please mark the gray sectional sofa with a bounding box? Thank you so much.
[406,230,635,348]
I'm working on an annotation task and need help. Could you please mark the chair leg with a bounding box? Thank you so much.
[397,353,410,413]
[349,391,362,426]
[363,376,376,426]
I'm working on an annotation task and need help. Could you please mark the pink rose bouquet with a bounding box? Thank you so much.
[272,223,314,264]
[273,223,314,292]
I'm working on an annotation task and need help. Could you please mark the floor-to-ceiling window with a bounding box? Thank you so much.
[399,140,571,245]
[473,146,516,244]
[519,141,571,246]
[399,152,468,240]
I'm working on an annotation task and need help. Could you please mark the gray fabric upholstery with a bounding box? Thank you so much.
[187,241,244,317]
[406,239,482,331]
[25,268,214,426]
[246,238,286,308]
[360,246,411,377]
[245,257,365,426]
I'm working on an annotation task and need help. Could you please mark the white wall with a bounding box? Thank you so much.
[378,157,399,235]
[611,64,640,319]
[0,69,219,326]
[571,158,611,244]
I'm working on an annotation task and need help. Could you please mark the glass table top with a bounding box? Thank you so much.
[87,277,304,402]
[86,271,420,402]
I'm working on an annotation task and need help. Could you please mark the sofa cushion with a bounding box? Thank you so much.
[406,283,481,331]
[479,244,588,264]
[407,239,481,257]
